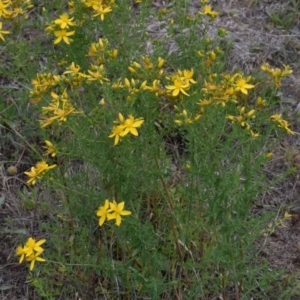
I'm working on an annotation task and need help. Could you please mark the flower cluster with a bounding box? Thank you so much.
[46,12,76,45]
[270,114,294,135]
[40,89,82,128]
[197,73,251,107]
[123,78,147,99]
[112,56,165,101]
[87,38,118,65]
[144,79,165,96]
[82,0,115,21]
[0,0,32,18]
[165,69,197,97]
[13,0,296,282]
[261,63,293,88]
[109,113,144,145]
[129,56,165,74]
[86,64,109,84]
[174,107,202,125]
[198,46,224,68]
[16,237,46,271]
[29,64,88,104]
[30,73,59,103]
[24,161,56,185]
[96,200,131,226]
[0,0,33,41]
[227,107,258,137]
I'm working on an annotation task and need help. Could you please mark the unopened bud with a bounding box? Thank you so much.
[7,166,17,176]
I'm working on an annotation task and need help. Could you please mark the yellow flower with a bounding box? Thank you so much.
[226,107,256,132]
[25,237,46,257]
[183,69,197,84]
[96,199,112,226]
[54,30,75,44]
[270,114,294,135]
[39,116,59,128]
[16,237,46,271]
[279,120,294,135]
[63,62,81,75]
[261,63,293,88]
[235,78,254,95]
[87,64,109,84]
[52,105,75,122]
[92,5,112,21]
[24,166,41,185]
[68,1,75,13]
[109,125,126,145]
[142,56,153,69]
[54,14,76,29]
[122,115,144,136]
[198,99,212,106]
[200,5,218,18]
[0,22,9,41]
[26,252,46,271]
[24,161,56,185]
[0,1,10,18]
[40,90,79,127]
[43,140,57,157]
[10,7,26,18]
[109,113,144,145]
[107,201,131,226]
[269,114,281,122]
[35,161,56,174]
[278,211,293,228]
[165,78,190,97]
[281,65,293,77]
[15,245,28,264]
[250,130,260,137]
[82,0,101,10]
[144,80,165,96]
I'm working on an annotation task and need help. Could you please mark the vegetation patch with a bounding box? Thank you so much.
[1,0,300,299]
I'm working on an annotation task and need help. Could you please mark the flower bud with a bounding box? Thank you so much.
[7,166,17,176]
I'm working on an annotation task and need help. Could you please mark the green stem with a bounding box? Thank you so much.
[57,159,77,255]
[154,156,183,263]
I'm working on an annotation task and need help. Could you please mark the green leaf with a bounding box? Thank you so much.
[0,285,12,291]
[0,228,28,235]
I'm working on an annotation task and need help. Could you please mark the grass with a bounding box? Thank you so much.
[1,0,299,299]
[267,0,299,30]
